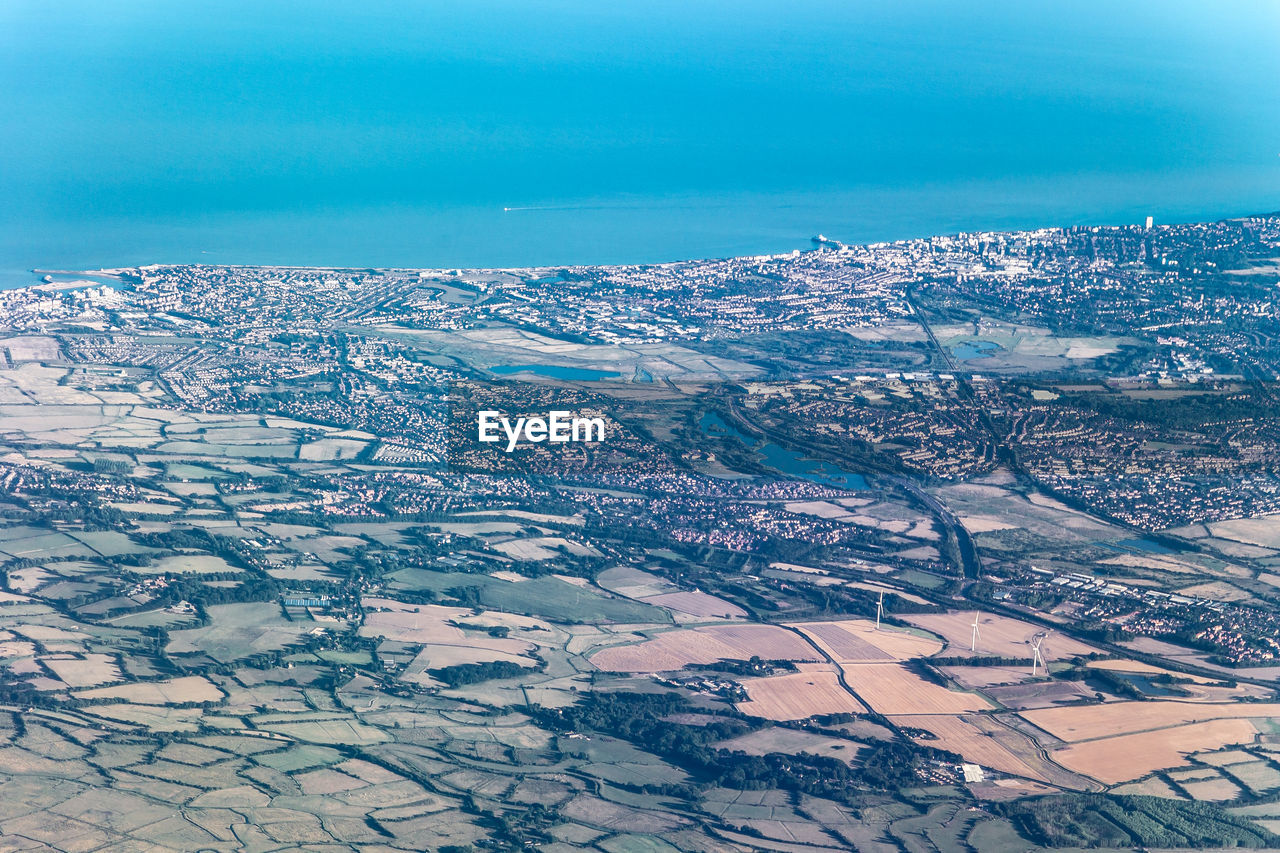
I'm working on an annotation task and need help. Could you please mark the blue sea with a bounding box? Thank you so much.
[2,0,1278,287]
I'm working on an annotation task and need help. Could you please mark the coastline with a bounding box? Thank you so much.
[9,207,1278,294]
[5,163,1279,293]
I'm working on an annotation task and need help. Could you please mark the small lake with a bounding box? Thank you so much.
[1110,671,1185,697]
[489,364,622,381]
[700,412,867,489]
[1115,538,1177,555]
[701,411,750,442]
[950,340,1001,361]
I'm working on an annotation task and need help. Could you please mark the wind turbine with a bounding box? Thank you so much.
[875,590,884,631]
[970,613,982,652]
[1030,633,1047,677]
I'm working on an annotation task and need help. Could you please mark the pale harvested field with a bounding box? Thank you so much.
[401,644,532,686]
[76,675,223,704]
[459,509,584,526]
[1111,776,1185,799]
[894,545,940,561]
[590,624,820,672]
[0,640,36,659]
[590,632,752,672]
[1087,658,1216,684]
[939,665,1036,689]
[261,718,390,745]
[902,611,1097,661]
[770,568,843,588]
[790,619,941,662]
[1063,343,1116,358]
[361,601,538,681]
[1051,719,1260,785]
[81,704,206,731]
[0,335,59,361]
[795,624,891,662]
[5,567,51,594]
[141,554,239,575]
[1227,761,1280,793]
[1181,776,1246,802]
[1021,701,1280,742]
[296,768,368,795]
[840,663,990,715]
[1177,581,1254,602]
[714,727,866,762]
[108,501,183,516]
[166,602,313,660]
[492,536,598,561]
[10,624,82,643]
[414,644,531,669]
[736,667,866,721]
[280,534,366,563]
[785,500,852,519]
[891,714,1043,780]
[1205,515,1280,549]
[360,599,535,652]
[1027,491,1095,513]
[642,591,746,619]
[709,624,827,658]
[42,654,122,687]
[960,515,1018,533]
[163,481,219,498]
[361,602,489,641]
[430,521,528,536]
[597,566,673,598]
[564,625,643,657]
[1097,553,1202,574]
[298,437,366,460]
[769,562,830,576]
[1195,748,1256,766]
[1169,768,1217,783]
[1240,820,1280,838]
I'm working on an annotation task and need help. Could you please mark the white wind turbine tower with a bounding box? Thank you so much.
[970,613,981,652]
[875,590,884,631]
[1030,632,1048,677]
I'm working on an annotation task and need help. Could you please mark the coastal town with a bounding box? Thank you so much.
[1,215,1280,850]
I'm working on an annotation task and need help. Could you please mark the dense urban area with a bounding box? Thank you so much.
[1,214,1280,851]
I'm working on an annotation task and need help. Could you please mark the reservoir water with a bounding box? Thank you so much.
[1115,538,1179,555]
[3,0,1279,286]
[701,412,867,490]
[951,341,1003,361]
[1107,671,1188,698]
